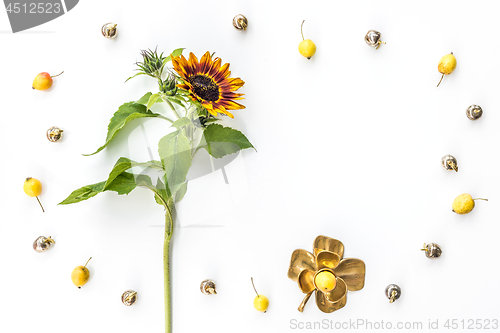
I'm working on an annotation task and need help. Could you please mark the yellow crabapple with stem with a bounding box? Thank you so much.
[251,277,269,313]
[437,52,456,87]
[32,71,64,90]
[24,177,44,212]
[71,257,92,289]
[452,193,487,215]
[298,20,316,59]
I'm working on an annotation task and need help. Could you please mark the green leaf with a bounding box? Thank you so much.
[58,181,105,205]
[161,48,185,72]
[172,117,191,128]
[125,72,148,83]
[153,178,170,207]
[126,173,171,208]
[147,93,161,110]
[167,97,185,107]
[136,92,153,105]
[158,130,192,194]
[204,118,219,124]
[199,124,254,158]
[58,154,172,206]
[59,172,138,205]
[171,48,184,58]
[175,181,188,203]
[104,172,138,195]
[174,95,187,102]
[84,102,167,156]
[104,157,163,190]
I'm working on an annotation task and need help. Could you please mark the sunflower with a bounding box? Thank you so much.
[171,51,245,118]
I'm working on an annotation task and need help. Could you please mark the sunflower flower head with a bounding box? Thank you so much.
[171,51,245,118]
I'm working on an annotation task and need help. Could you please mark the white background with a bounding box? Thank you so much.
[1,1,499,332]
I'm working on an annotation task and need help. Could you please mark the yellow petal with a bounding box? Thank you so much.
[313,236,344,258]
[199,51,212,74]
[297,269,316,294]
[176,84,190,91]
[220,110,235,118]
[226,77,245,88]
[203,103,217,117]
[315,283,347,313]
[219,100,246,110]
[171,54,181,69]
[288,249,317,282]
[221,92,245,100]
[316,251,341,270]
[214,105,234,118]
[214,63,230,81]
[325,277,347,303]
[188,52,199,75]
[334,258,366,291]
[209,58,222,77]
[172,54,190,77]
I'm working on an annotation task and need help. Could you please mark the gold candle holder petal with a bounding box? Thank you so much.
[288,235,366,313]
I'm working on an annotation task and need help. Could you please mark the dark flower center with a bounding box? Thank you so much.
[189,75,219,102]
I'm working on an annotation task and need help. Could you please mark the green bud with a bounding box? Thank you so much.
[136,47,166,78]
[160,75,178,96]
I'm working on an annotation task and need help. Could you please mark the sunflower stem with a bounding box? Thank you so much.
[164,199,174,333]
[164,234,172,333]
[163,97,182,119]
[161,116,175,124]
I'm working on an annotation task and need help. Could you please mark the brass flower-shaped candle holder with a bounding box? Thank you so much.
[288,235,366,313]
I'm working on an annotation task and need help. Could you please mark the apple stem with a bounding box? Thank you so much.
[376,40,386,50]
[251,277,259,297]
[51,71,64,78]
[125,291,137,302]
[447,160,458,172]
[473,198,488,201]
[301,20,305,40]
[36,196,45,213]
[390,290,397,303]
[84,257,92,267]
[437,74,444,87]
